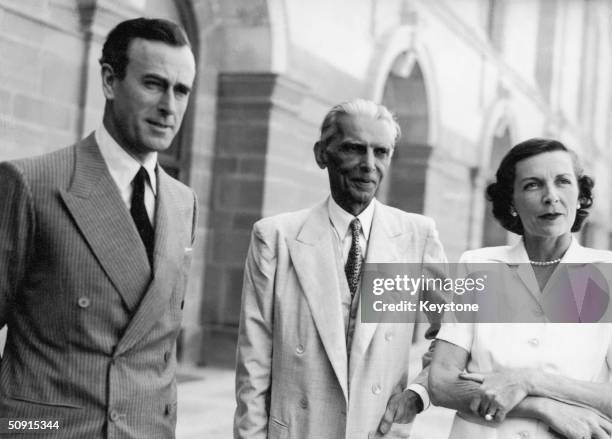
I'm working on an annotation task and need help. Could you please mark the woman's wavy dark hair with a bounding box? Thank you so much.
[485,138,593,235]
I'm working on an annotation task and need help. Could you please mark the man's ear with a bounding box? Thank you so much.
[101,63,117,100]
[313,141,327,169]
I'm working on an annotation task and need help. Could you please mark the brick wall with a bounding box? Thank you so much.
[0,2,84,160]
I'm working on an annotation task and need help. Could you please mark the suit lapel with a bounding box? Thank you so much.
[349,202,401,382]
[288,202,349,401]
[59,135,151,312]
[115,167,185,355]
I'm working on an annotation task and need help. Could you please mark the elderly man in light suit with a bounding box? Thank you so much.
[234,99,447,438]
[0,18,196,438]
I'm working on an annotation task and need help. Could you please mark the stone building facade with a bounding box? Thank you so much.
[1,0,611,364]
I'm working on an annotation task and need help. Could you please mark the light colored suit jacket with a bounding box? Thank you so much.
[234,199,447,439]
[0,134,197,438]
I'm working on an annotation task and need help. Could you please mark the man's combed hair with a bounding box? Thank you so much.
[100,17,191,79]
[486,137,594,235]
[319,99,401,146]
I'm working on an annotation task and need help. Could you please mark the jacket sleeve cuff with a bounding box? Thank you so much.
[406,383,430,411]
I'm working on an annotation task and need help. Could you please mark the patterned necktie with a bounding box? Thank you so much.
[345,218,362,297]
[131,167,154,264]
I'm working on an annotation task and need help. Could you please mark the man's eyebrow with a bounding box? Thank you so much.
[340,140,392,149]
[141,73,170,90]
[142,73,192,93]
[143,73,166,82]
[174,82,192,94]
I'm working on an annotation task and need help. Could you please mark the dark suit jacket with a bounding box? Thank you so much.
[0,134,197,438]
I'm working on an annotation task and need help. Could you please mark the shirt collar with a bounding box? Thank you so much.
[508,235,582,264]
[95,124,157,195]
[327,196,375,240]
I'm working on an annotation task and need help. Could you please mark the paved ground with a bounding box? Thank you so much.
[176,341,455,438]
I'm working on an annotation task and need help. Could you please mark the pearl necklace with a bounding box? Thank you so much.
[529,258,562,266]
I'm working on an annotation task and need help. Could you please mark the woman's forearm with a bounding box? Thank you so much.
[507,396,551,421]
[527,372,612,419]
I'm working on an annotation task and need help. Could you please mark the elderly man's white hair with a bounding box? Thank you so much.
[319,98,401,146]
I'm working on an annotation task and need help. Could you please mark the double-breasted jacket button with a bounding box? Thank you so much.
[299,396,308,409]
[77,296,91,308]
[384,331,394,341]
[109,410,120,422]
[372,383,382,395]
[295,344,305,355]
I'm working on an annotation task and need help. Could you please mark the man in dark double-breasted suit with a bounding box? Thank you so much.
[0,18,197,438]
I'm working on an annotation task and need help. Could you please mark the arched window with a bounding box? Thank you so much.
[486,0,505,51]
[482,127,511,246]
[379,60,431,215]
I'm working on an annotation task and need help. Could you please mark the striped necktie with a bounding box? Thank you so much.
[344,218,362,297]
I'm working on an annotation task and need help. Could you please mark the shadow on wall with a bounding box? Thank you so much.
[0,326,6,354]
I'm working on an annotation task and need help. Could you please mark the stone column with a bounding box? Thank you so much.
[198,72,308,365]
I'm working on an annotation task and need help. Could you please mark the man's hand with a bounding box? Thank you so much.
[377,389,423,435]
[460,369,532,422]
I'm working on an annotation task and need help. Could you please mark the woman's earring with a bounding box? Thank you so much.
[510,207,518,217]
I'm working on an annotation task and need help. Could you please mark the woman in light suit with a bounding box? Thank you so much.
[429,138,612,439]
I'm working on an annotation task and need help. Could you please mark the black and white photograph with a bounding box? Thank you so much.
[1,0,611,438]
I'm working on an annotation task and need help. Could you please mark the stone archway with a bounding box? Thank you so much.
[379,60,432,214]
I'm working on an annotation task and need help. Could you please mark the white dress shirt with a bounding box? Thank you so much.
[95,125,157,225]
[327,195,374,262]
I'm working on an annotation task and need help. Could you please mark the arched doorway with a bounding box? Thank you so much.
[379,55,432,343]
[379,59,432,214]
[144,0,199,182]
[481,126,512,246]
